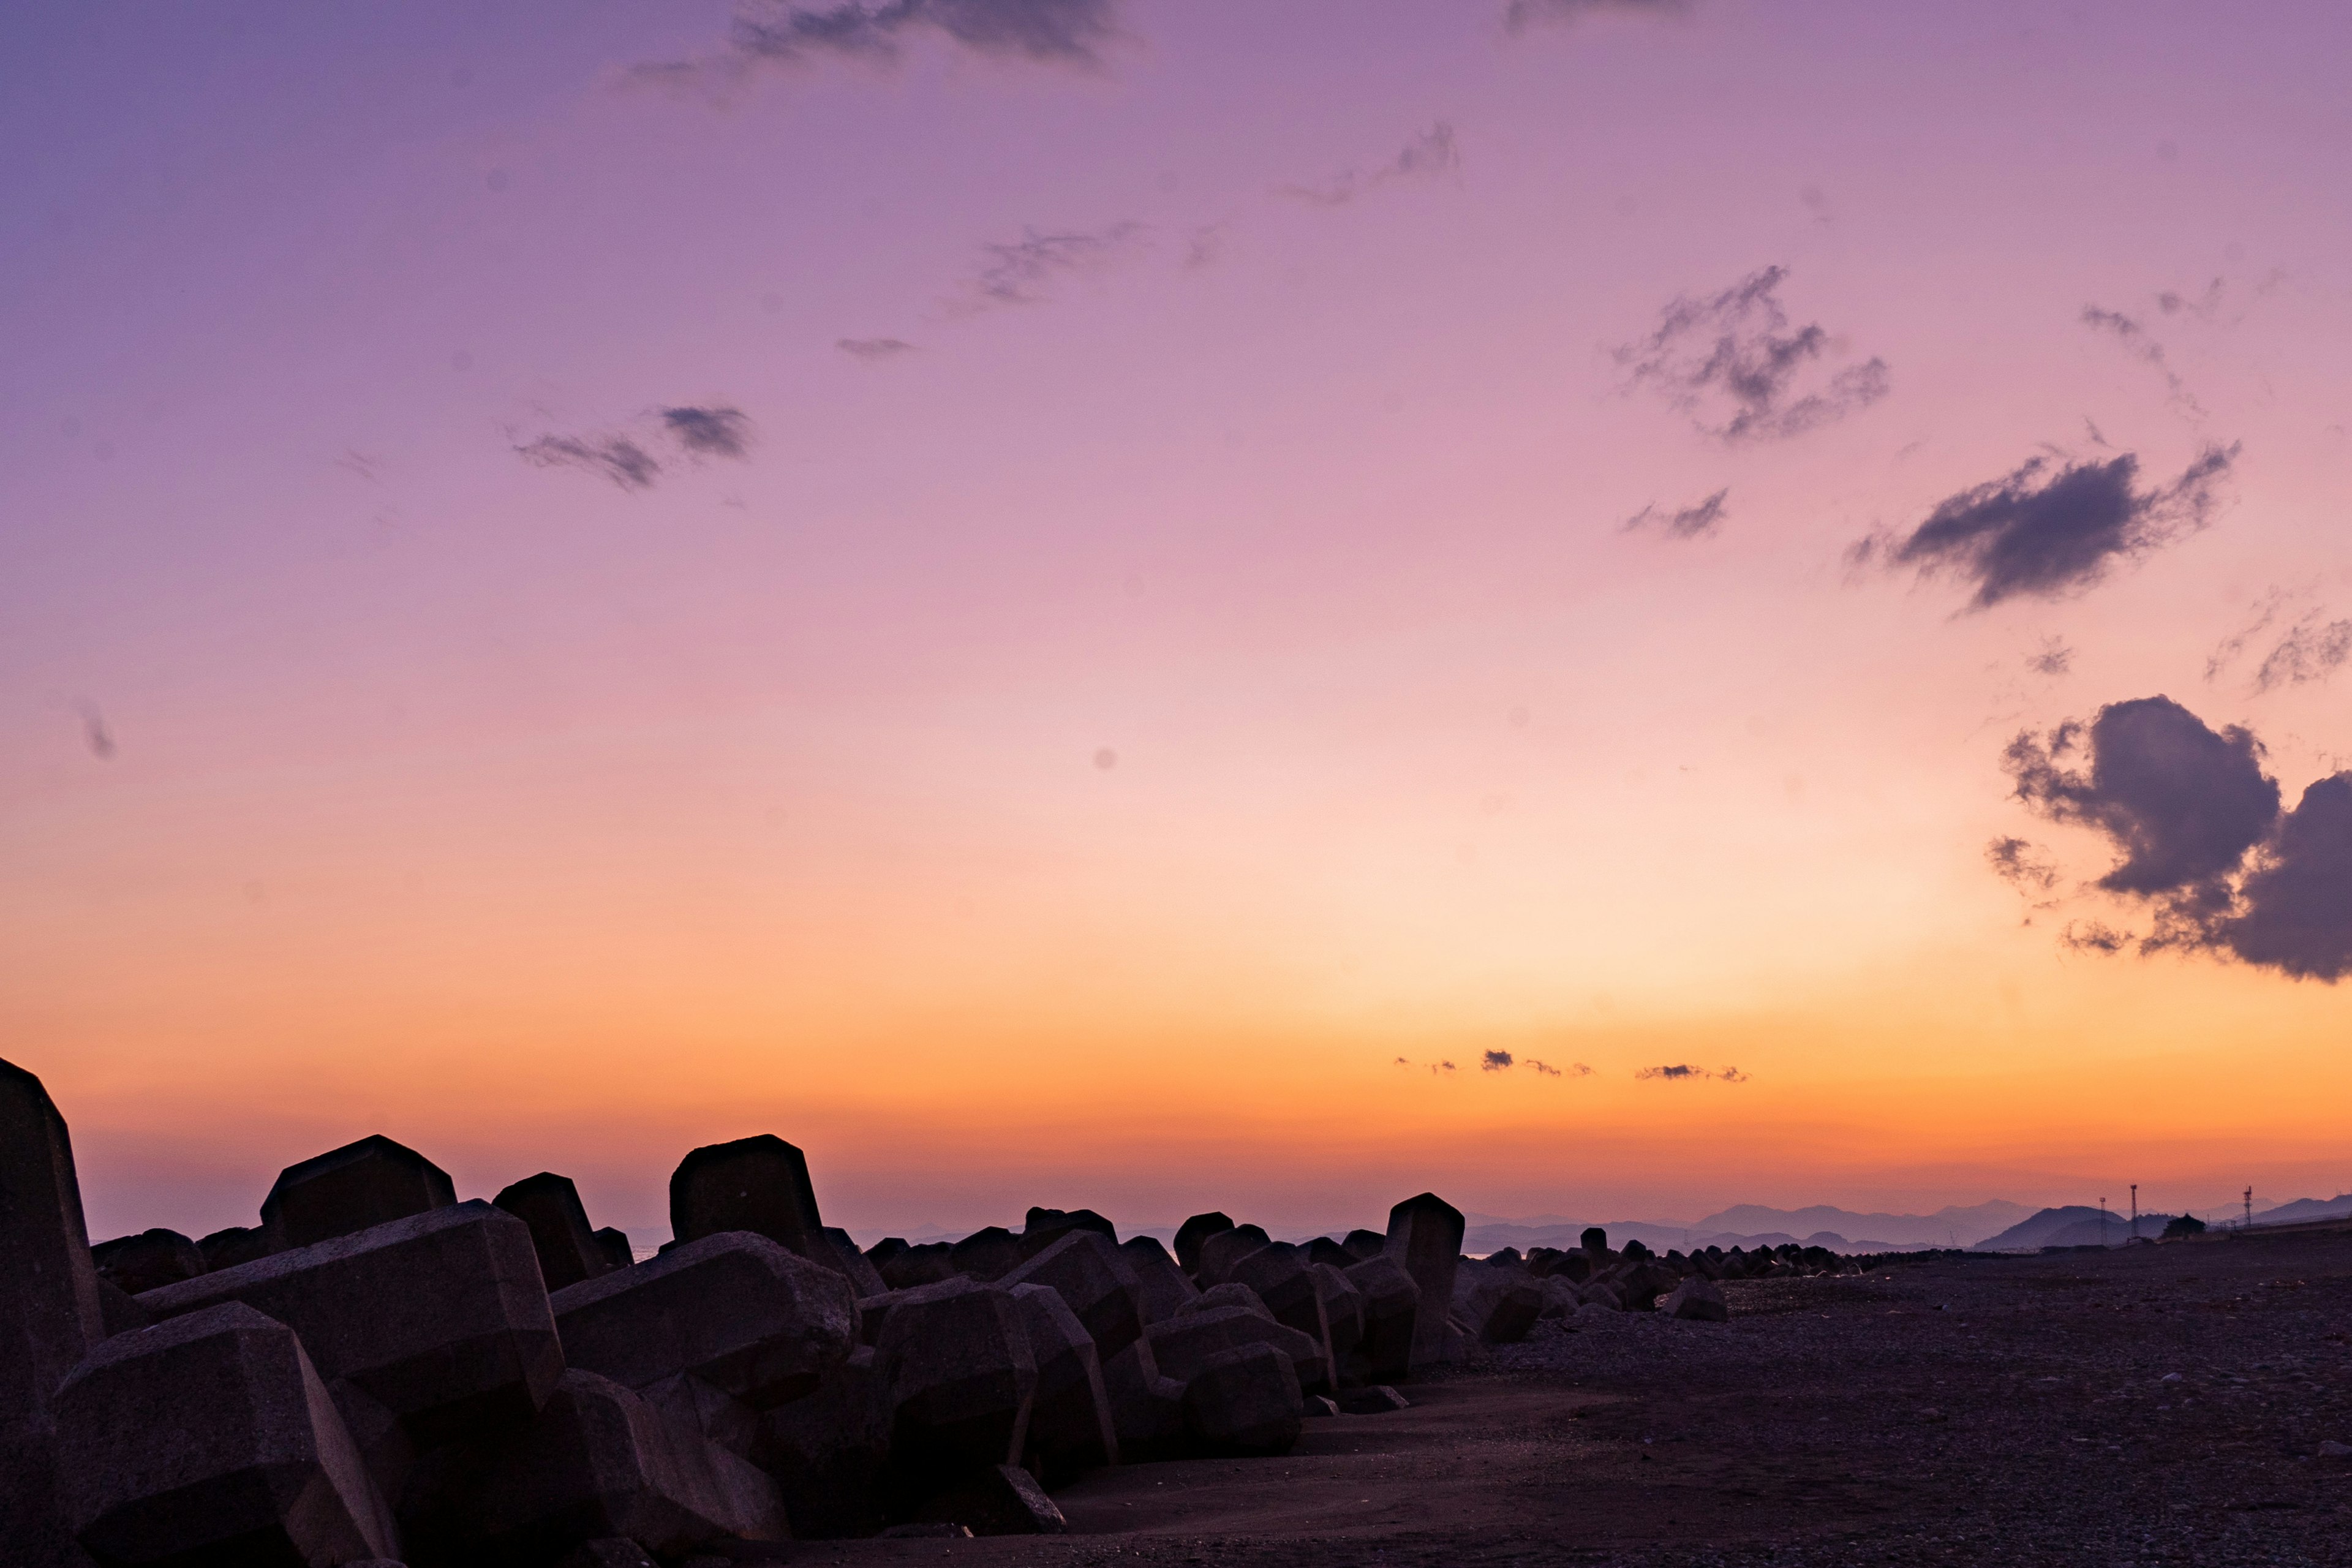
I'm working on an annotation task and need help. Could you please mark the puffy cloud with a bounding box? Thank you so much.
[1481,1050,1514,1071]
[1860,445,2236,609]
[1616,265,1888,443]
[2002,695,2352,981]
[1623,488,1728,539]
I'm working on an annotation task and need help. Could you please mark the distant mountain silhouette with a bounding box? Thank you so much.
[2252,1193,2352,1226]
[1970,1205,2135,1251]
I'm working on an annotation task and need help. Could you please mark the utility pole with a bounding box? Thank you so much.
[2130,1184,2138,1241]
[2100,1198,2107,1248]
[2244,1187,2253,1230]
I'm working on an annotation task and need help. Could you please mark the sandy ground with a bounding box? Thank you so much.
[820,1225,2352,1567]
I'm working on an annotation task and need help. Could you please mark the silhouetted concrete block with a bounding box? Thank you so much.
[1452,1262,1541,1344]
[1000,1231,1144,1363]
[592,1229,634,1272]
[1008,1284,1116,1485]
[911,1464,1066,1536]
[751,1345,889,1539]
[400,1369,786,1565]
[1182,1281,1272,1321]
[1172,1212,1233,1275]
[1019,1208,1116,1257]
[263,1135,457,1251]
[551,1231,855,1411]
[1581,1226,1609,1254]
[877,1242,955,1291]
[1225,1245,1334,1387]
[1145,1305,1323,1396]
[53,1302,399,1568]
[1180,1344,1301,1457]
[814,1226,886,1297]
[668,1135,823,1254]
[197,1225,273,1273]
[1193,1224,1271,1287]
[1098,1338,1186,1463]
[95,1279,148,1339]
[139,1200,564,1453]
[1616,1261,1680,1313]
[556,1539,658,1568]
[1662,1276,1729,1322]
[1302,1393,1338,1417]
[89,1231,205,1297]
[1537,1276,1581,1319]
[1382,1193,1464,1371]
[1340,1229,1386,1263]
[495,1173,614,1294]
[1,1057,110,1568]
[870,1279,1036,1496]
[1303,1236,1353,1269]
[1310,1263,1363,1373]
[947,1226,1022,1282]
[643,1372,756,1459]
[1341,1254,1418,1384]
[1118,1235,1199,1325]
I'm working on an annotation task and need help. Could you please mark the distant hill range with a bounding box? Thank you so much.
[2251,1193,2352,1227]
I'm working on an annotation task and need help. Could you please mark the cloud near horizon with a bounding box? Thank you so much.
[838,337,918,361]
[2003,695,2352,981]
[1636,1064,1747,1082]
[1616,265,1889,443]
[1856,444,2237,609]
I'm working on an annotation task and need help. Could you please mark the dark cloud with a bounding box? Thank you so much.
[1623,487,1728,539]
[2027,638,2073,677]
[515,434,662,491]
[1505,0,1692,30]
[2080,306,2201,413]
[1635,1064,1745,1082]
[1986,835,2059,895]
[2005,696,2278,896]
[2253,614,2352,693]
[1616,265,1889,443]
[2003,695,2352,981]
[1523,1059,1586,1078]
[956,222,1146,312]
[1859,444,2236,609]
[1280,124,1460,208]
[2222,775,2352,981]
[838,337,918,360]
[729,0,1118,67]
[1482,1050,1514,1071]
[661,405,753,459]
[2206,590,2288,683]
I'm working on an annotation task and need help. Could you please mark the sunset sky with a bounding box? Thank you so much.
[7,0,2351,1248]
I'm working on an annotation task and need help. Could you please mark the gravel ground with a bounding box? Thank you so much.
[830,1225,2352,1568]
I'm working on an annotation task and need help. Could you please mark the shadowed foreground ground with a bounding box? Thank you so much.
[829,1227,2352,1566]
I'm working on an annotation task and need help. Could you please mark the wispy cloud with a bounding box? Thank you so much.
[1623,487,1728,539]
[637,0,1123,88]
[1986,835,2059,895]
[1616,265,1888,443]
[2253,613,2352,693]
[951,222,1147,314]
[515,404,756,490]
[661,405,753,458]
[2080,305,2202,415]
[1853,444,2236,609]
[2027,637,2073,677]
[838,337,918,361]
[1280,124,1460,208]
[1635,1063,1746,1082]
[76,701,116,761]
[516,434,663,491]
[1505,0,1693,32]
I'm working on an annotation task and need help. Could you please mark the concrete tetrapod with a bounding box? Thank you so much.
[751,1345,891,1539]
[1,1058,116,1567]
[89,1231,207,1297]
[1180,1343,1302,1458]
[870,1279,1038,1504]
[262,1135,458,1252]
[1382,1193,1466,1371]
[668,1136,823,1255]
[1007,1283,1117,1485]
[550,1231,856,1411]
[1000,1231,1144,1363]
[1341,1253,1419,1384]
[1117,1236,1199,1325]
[51,1301,401,1568]
[493,1174,614,1295]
